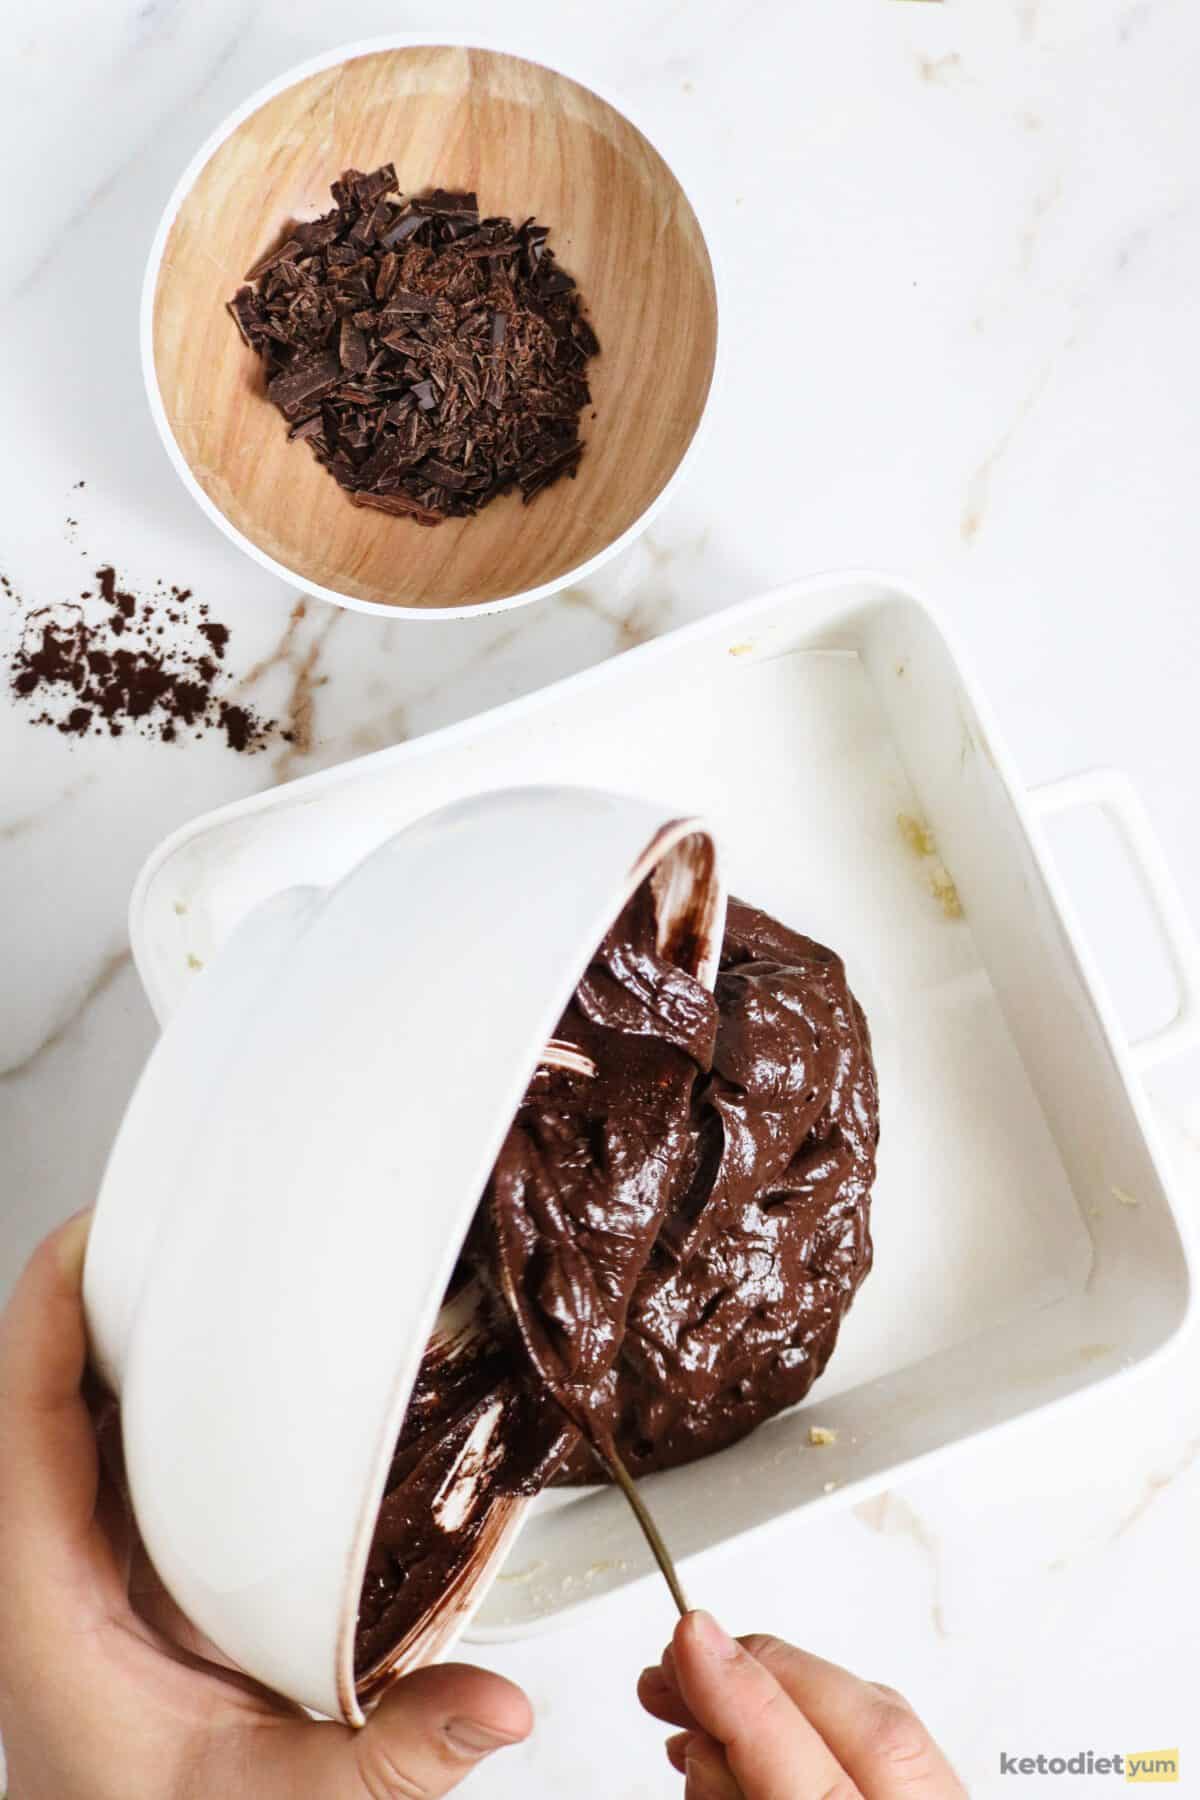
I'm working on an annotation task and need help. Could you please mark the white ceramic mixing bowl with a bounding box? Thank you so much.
[83,785,724,1721]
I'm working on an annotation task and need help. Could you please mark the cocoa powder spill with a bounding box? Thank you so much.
[5,564,278,751]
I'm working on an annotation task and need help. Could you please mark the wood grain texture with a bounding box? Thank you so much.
[152,46,718,611]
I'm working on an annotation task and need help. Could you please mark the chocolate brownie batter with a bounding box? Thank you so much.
[355,886,878,1679]
[553,899,878,1480]
[355,1312,563,1675]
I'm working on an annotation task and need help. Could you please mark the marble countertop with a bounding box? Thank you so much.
[3,1,1199,1793]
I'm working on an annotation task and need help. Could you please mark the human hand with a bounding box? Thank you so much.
[638,1611,964,1798]
[0,1215,532,1799]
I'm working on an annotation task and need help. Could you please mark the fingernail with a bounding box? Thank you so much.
[685,1743,732,1799]
[57,1209,94,1279]
[665,1730,693,1774]
[689,1609,739,1662]
[443,1718,519,1759]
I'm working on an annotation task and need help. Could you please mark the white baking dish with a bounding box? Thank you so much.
[130,573,1200,1640]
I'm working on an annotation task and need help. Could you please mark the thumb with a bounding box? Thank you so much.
[355,1664,532,1796]
[256,1663,533,1798]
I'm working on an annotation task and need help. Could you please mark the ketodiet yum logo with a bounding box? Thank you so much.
[999,1748,1179,1782]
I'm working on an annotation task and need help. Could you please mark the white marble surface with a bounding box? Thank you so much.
[3,1,1200,1793]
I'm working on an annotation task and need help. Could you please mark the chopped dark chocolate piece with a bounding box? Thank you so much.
[338,318,369,374]
[227,289,264,347]
[357,436,409,489]
[292,211,344,250]
[378,209,425,250]
[519,445,582,502]
[374,251,400,299]
[460,238,520,259]
[537,267,576,296]
[420,459,473,490]
[244,238,305,281]
[229,167,600,524]
[413,189,479,219]
[381,291,444,318]
[266,349,342,420]
[332,166,398,211]
[352,489,445,525]
[353,164,398,205]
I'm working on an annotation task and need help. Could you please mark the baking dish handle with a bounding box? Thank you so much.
[1028,768,1200,1073]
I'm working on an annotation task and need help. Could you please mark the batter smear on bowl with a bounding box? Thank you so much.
[355,884,878,1680]
[228,166,600,525]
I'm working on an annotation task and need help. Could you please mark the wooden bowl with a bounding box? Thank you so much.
[143,41,719,618]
